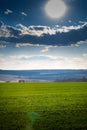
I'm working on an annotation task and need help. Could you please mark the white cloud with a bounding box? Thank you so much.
[0,24,11,37]
[16,43,40,47]
[16,43,58,53]
[21,12,27,16]
[0,23,19,38]
[75,40,87,47]
[41,46,52,52]
[10,54,32,60]
[83,53,87,58]
[0,55,62,70]
[0,21,87,47]
[16,24,57,37]
[0,21,87,38]
[9,54,58,60]
[41,45,57,52]
[4,9,13,14]
[16,22,87,37]
[0,54,87,70]
[1,21,87,39]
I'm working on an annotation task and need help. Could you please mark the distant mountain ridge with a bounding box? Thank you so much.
[0,69,87,82]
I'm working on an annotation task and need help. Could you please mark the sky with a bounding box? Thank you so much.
[0,0,87,70]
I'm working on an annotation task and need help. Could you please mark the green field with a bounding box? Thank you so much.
[0,82,87,130]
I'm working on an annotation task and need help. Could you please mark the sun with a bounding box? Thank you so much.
[45,0,67,19]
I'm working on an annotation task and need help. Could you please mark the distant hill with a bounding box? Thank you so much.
[0,69,87,82]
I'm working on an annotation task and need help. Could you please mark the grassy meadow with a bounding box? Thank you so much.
[0,82,87,130]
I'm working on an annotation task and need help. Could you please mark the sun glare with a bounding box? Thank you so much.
[45,0,67,19]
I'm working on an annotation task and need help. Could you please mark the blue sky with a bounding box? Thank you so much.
[0,0,87,70]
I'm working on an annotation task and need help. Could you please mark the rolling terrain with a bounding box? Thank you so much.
[0,69,87,82]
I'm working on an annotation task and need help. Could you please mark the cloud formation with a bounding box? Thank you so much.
[0,21,21,38]
[41,45,57,52]
[10,54,58,61]
[21,12,27,16]
[0,21,87,47]
[16,43,40,47]
[1,53,87,70]
[4,9,13,14]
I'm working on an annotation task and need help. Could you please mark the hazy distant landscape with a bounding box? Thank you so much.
[0,69,87,82]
